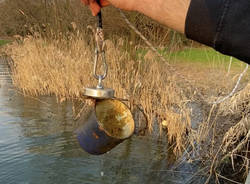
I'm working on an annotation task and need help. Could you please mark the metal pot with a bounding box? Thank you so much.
[76,99,135,155]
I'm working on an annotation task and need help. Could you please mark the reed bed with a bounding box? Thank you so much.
[0,0,193,156]
[4,33,193,155]
[1,0,249,182]
[4,33,249,145]
[0,0,182,47]
[3,29,250,184]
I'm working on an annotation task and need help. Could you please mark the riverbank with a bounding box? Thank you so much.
[1,66,206,184]
[1,35,249,183]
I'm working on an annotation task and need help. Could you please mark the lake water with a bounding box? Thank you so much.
[0,59,207,184]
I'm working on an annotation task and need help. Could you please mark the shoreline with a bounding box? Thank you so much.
[1,36,249,183]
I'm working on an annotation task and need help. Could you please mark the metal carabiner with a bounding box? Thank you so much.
[83,8,115,99]
[93,48,108,89]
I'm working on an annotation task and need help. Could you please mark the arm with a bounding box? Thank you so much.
[135,0,190,34]
[82,0,190,33]
[186,0,250,64]
[83,0,250,64]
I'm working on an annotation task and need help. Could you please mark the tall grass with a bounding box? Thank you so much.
[1,0,249,181]
[0,0,189,47]
[4,31,249,155]
[0,0,212,157]
[4,33,193,154]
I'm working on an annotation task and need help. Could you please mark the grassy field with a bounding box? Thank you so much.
[169,47,236,63]
[139,46,249,90]
[137,46,246,71]
[168,47,247,70]
[0,40,10,46]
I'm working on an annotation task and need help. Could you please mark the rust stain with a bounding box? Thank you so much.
[98,125,105,131]
[96,99,134,139]
[92,132,99,139]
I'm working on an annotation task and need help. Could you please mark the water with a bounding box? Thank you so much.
[0,59,206,184]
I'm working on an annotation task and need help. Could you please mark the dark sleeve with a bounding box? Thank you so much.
[185,0,250,64]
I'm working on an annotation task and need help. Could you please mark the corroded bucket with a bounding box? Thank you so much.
[76,99,135,155]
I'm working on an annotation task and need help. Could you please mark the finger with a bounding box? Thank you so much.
[89,1,101,16]
[100,0,110,7]
[81,0,89,5]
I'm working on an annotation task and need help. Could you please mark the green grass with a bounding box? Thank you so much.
[0,40,10,46]
[137,47,245,69]
[169,48,233,62]
[167,47,245,68]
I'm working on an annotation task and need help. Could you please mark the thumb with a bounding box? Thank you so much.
[89,1,101,16]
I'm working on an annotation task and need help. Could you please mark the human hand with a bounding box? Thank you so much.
[82,0,190,34]
[81,0,136,16]
[81,0,109,16]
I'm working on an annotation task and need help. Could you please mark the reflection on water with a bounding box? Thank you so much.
[0,59,207,184]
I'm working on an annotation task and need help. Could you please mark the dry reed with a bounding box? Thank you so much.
[4,32,249,156]
[0,0,180,47]
[4,33,192,155]
[1,1,250,181]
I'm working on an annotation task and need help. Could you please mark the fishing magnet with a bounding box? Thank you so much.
[84,87,115,99]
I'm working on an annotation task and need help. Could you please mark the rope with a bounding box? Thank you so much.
[97,11,103,28]
[118,9,194,84]
[212,64,249,104]
[118,9,169,65]
[118,9,249,105]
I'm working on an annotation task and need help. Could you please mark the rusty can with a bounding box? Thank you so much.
[76,99,135,155]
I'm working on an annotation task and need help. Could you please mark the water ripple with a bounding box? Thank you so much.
[0,60,206,184]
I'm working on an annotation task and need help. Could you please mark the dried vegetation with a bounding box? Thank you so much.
[4,34,192,155]
[1,0,250,183]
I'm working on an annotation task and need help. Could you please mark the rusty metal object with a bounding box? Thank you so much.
[76,99,135,155]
